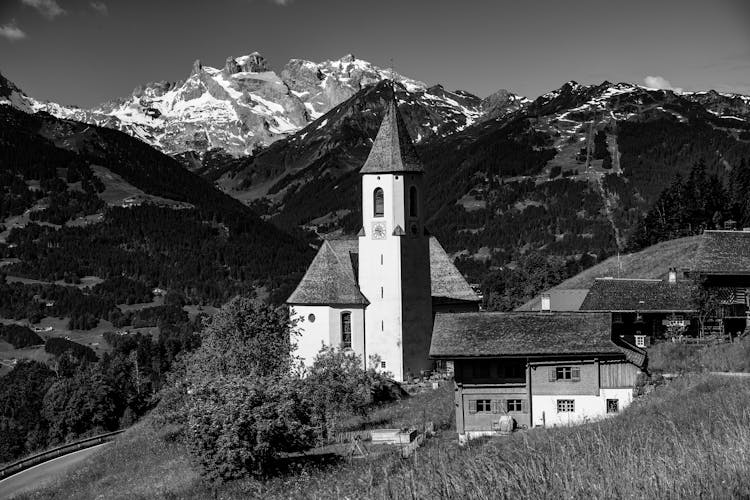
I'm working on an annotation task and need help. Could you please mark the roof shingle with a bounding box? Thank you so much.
[286,240,368,305]
[579,278,694,312]
[430,311,619,358]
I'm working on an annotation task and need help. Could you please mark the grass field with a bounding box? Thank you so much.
[15,374,750,499]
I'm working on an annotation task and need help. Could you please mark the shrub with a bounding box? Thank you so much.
[185,375,315,481]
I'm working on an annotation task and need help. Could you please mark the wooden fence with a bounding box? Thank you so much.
[0,430,124,481]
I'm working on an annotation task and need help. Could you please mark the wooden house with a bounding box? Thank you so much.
[691,230,750,336]
[429,311,646,443]
[579,276,695,344]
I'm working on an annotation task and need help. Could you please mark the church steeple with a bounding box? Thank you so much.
[360,86,424,175]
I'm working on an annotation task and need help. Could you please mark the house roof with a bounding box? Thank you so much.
[579,278,694,312]
[286,239,369,306]
[287,237,479,305]
[515,289,590,311]
[430,311,623,358]
[693,230,750,275]
[360,92,424,175]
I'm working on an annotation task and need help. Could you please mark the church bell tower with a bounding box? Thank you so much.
[358,85,433,381]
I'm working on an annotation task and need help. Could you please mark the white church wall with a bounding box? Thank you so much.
[289,305,366,368]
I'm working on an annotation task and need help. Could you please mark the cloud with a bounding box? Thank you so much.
[643,76,683,93]
[90,1,108,15]
[0,21,27,41]
[270,0,293,5]
[21,0,66,19]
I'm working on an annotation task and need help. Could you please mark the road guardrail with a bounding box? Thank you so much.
[0,430,124,481]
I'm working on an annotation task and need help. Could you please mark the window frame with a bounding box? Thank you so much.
[606,398,619,414]
[557,399,575,413]
[634,335,646,348]
[506,399,523,412]
[475,399,492,413]
[373,187,384,218]
[551,366,581,382]
[340,311,352,349]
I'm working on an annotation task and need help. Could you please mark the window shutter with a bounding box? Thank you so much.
[549,367,557,382]
[521,399,528,413]
[572,367,581,382]
[468,399,477,414]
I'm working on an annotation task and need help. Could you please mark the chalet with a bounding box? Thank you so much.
[579,275,695,345]
[690,229,750,336]
[429,311,646,443]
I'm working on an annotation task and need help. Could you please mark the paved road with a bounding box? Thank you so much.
[0,442,110,499]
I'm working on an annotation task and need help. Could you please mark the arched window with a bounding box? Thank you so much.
[341,312,352,349]
[373,188,384,217]
[409,186,418,217]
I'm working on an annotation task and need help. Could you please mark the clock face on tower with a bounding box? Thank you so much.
[371,222,386,240]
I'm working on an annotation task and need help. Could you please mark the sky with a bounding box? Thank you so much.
[0,0,749,107]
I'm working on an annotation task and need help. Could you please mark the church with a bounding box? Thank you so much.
[287,89,480,381]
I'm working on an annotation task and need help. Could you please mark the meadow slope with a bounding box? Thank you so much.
[16,374,750,499]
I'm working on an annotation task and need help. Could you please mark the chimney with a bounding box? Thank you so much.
[668,267,677,284]
[540,293,551,312]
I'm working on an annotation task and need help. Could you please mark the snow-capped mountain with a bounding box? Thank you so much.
[3,53,523,157]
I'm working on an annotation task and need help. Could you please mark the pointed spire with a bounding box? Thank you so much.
[360,82,424,174]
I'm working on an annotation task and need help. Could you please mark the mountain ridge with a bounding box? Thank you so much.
[2,53,524,157]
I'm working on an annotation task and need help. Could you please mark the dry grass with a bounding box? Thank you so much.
[17,375,750,499]
[649,339,750,373]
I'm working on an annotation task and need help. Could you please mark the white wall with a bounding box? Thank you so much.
[289,305,365,368]
[532,388,634,427]
[359,173,406,380]
[358,172,432,381]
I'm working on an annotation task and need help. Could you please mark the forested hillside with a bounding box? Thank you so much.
[0,101,316,465]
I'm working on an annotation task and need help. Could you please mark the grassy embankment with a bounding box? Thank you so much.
[648,337,750,373]
[17,374,750,499]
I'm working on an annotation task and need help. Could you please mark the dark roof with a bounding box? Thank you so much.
[287,237,479,305]
[515,289,590,311]
[430,312,622,358]
[287,240,369,305]
[693,230,750,275]
[360,94,424,174]
[579,278,694,312]
[429,238,481,303]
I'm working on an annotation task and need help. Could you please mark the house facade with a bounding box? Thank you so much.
[287,88,480,381]
[429,312,646,443]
